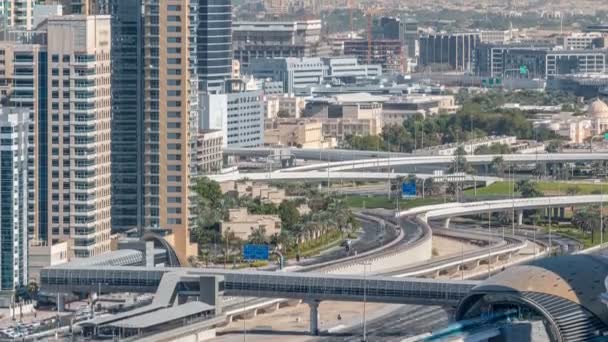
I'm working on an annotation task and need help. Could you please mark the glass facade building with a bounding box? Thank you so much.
[0,107,29,304]
[110,0,144,232]
[195,0,232,93]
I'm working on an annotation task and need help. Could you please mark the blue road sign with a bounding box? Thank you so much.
[243,244,270,260]
[402,181,417,199]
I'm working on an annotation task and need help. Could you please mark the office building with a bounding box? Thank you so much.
[200,78,264,147]
[343,39,404,74]
[195,0,233,92]
[404,21,419,59]
[546,50,606,76]
[0,0,33,29]
[247,57,381,94]
[475,44,606,78]
[232,19,323,68]
[109,0,144,232]
[142,0,199,259]
[0,107,29,306]
[479,30,512,44]
[585,24,608,33]
[247,57,324,94]
[225,80,264,147]
[419,32,480,71]
[45,15,112,258]
[265,0,288,15]
[196,129,223,174]
[57,0,107,15]
[558,33,607,50]
[475,44,549,78]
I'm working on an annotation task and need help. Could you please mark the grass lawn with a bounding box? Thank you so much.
[465,181,605,197]
[341,195,445,210]
[542,224,601,249]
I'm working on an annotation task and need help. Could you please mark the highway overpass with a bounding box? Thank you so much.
[278,153,608,173]
[207,170,502,185]
[397,195,608,229]
[224,147,608,167]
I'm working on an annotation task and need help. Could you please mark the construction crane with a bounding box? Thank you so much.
[347,0,356,33]
[364,7,384,65]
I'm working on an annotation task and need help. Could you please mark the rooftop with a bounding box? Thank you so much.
[110,302,214,329]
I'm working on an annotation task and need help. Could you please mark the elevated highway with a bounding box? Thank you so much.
[279,153,608,173]
[397,195,608,228]
[223,147,608,170]
[207,171,502,185]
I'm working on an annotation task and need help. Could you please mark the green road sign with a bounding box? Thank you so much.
[604,132,608,141]
[519,65,528,75]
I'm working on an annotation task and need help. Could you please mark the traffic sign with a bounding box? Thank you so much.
[519,65,528,75]
[243,244,269,261]
[402,181,417,199]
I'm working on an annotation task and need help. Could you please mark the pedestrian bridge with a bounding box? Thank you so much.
[40,266,477,307]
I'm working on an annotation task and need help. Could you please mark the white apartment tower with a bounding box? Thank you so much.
[0,107,29,306]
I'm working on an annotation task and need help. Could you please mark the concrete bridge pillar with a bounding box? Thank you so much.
[307,300,321,336]
[463,260,480,270]
[260,303,280,313]
[443,218,451,229]
[57,294,65,312]
[517,211,523,226]
[553,208,560,221]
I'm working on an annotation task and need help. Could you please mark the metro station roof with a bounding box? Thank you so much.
[109,302,214,330]
[470,254,608,326]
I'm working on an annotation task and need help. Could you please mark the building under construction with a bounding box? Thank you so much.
[343,38,404,74]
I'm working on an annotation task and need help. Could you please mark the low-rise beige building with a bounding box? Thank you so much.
[28,240,68,284]
[196,129,223,174]
[265,94,307,119]
[265,118,336,148]
[235,181,286,205]
[221,208,282,240]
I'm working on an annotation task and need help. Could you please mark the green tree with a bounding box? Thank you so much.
[381,124,413,152]
[448,145,473,174]
[490,156,506,176]
[248,226,269,244]
[278,200,300,231]
[515,180,543,198]
[545,140,562,153]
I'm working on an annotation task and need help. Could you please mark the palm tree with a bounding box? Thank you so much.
[249,226,268,244]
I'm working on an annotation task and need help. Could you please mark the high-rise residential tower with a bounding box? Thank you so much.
[0,0,33,30]
[0,107,29,306]
[195,0,232,93]
[45,15,112,257]
[143,0,198,259]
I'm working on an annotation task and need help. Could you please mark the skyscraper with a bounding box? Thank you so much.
[143,0,198,259]
[110,0,144,232]
[0,0,33,30]
[0,106,29,305]
[195,0,232,93]
[45,15,112,257]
